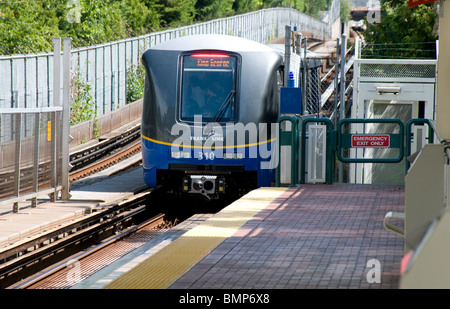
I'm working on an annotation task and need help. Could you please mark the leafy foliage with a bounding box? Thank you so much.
[0,0,331,55]
[363,0,438,59]
[126,64,146,104]
[70,71,95,125]
[0,0,331,126]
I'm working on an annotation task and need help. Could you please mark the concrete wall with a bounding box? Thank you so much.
[70,98,142,147]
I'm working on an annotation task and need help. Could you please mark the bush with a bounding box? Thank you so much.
[126,64,146,104]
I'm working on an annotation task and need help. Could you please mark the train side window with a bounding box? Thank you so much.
[180,53,238,123]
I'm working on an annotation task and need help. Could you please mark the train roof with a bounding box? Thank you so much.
[148,34,280,54]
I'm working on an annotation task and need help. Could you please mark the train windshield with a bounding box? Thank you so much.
[180,53,238,123]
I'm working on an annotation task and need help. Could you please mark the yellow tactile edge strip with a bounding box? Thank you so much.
[103,187,289,289]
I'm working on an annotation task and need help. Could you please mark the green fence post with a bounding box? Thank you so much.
[276,115,299,187]
[405,118,435,172]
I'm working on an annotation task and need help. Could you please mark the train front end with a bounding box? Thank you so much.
[141,35,283,200]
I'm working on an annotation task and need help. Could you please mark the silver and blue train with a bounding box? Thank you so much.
[140,34,284,199]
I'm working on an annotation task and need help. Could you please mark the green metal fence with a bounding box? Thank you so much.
[275,116,436,186]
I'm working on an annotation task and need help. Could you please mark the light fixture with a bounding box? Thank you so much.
[376,86,401,95]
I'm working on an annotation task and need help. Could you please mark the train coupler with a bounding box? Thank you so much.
[182,175,225,199]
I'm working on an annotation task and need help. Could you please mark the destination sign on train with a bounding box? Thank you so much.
[351,134,390,147]
[191,53,231,68]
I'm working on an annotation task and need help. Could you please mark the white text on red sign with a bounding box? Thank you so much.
[351,135,390,148]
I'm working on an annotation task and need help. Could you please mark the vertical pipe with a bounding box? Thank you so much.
[47,55,50,107]
[124,40,127,105]
[10,57,14,108]
[103,44,106,113]
[52,38,61,108]
[334,37,340,126]
[32,113,40,207]
[339,34,347,183]
[24,57,27,108]
[95,42,98,112]
[303,37,308,114]
[61,38,72,200]
[51,38,61,200]
[13,113,22,213]
[50,111,57,202]
[284,25,291,87]
[340,34,347,121]
[111,43,114,111]
[36,56,39,107]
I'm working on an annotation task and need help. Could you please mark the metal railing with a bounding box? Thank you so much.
[0,6,340,118]
[0,38,71,213]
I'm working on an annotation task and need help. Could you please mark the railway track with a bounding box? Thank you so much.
[2,190,224,289]
[0,190,157,289]
[13,212,167,289]
[0,122,150,288]
[0,123,230,288]
[69,123,141,178]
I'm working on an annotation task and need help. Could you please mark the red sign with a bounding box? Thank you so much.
[351,135,390,148]
[408,0,437,7]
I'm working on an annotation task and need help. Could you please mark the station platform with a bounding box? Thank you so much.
[92,183,405,289]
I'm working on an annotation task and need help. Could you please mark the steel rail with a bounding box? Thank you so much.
[13,213,165,289]
[0,190,153,288]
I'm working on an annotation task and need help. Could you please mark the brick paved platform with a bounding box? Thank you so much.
[169,184,405,289]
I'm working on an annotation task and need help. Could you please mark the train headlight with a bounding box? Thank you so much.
[171,151,191,159]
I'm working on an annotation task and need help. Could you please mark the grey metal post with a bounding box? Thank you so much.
[52,38,61,201]
[61,38,72,200]
[32,113,40,207]
[334,38,340,126]
[13,113,22,213]
[296,33,302,55]
[284,25,291,87]
[339,34,348,183]
[340,34,347,121]
[303,37,308,114]
[52,38,61,107]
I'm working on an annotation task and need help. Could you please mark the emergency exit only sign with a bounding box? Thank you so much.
[351,134,390,147]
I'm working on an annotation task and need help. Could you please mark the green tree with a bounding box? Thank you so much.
[58,0,126,43]
[156,0,196,26]
[233,0,263,13]
[363,0,438,59]
[303,0,327,18]
[0,1,60,53]
[118,0,160,32]
[195,0,235,19]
